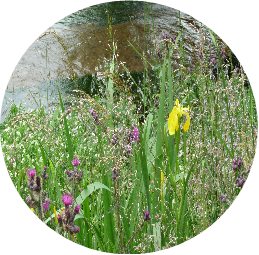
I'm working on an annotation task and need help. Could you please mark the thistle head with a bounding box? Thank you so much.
[74,204,80,215]
[72,157,80,167]
[27,169,36,180]
[62,194,72,207]
[143,210,151,221]
[43,199,50,211]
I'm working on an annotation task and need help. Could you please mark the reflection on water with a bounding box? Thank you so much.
[2,2,226,122]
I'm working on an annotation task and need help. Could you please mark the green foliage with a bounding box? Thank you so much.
[1,4,257,254]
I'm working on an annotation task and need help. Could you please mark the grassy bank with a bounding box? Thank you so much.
[0,5,257,254]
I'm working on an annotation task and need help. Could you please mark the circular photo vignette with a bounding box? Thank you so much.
[1,2,257,254]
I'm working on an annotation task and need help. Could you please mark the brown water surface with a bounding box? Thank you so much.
[6,3,224,91]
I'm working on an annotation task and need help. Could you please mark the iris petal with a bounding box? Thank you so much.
[168,99,190,135]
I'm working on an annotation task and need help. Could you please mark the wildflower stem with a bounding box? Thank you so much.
[125,222,145,251]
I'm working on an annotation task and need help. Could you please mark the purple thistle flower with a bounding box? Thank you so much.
[74,226,80,233]
[143,210,151,221]
[232,164,237,171]
[72,157,80,167]
[236,177,246,188]
[62,194,72,207]
[27,169,36,180]
[89,108,94,115]
[43,199,50,211]
[74,205,80,215]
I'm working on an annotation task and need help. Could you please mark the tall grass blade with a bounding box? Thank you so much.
[57,84,73,162]
[211,122,234,159]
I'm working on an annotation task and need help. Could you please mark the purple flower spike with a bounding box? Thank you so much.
[133,128,140,142]
[62,194,72,207]
[74,205,80,215]
[43,199,50,211]
[27,169,36,180]
[72,157,80,167]
[143,210,151,221]
[232,164,237,171]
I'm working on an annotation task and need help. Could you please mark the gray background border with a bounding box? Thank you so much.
[0,0,259,255]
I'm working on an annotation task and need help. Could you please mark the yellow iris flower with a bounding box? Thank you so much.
[168,99,190,135]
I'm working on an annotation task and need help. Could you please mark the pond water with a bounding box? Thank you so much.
[1,1,227,122]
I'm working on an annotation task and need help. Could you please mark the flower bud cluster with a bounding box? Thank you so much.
[220,193,227,203]
[232,157,242,171]
[236,176,246,188]
[66,157,83,183]
[57,194,81,235]
[110,126,140,180]
[26,166,50,216]
[162,33,177,43]
[111,126,140,158]
[124,126,140,158]
[156,33,177,61]
[27,169,40,192]
[157,50,163,60]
